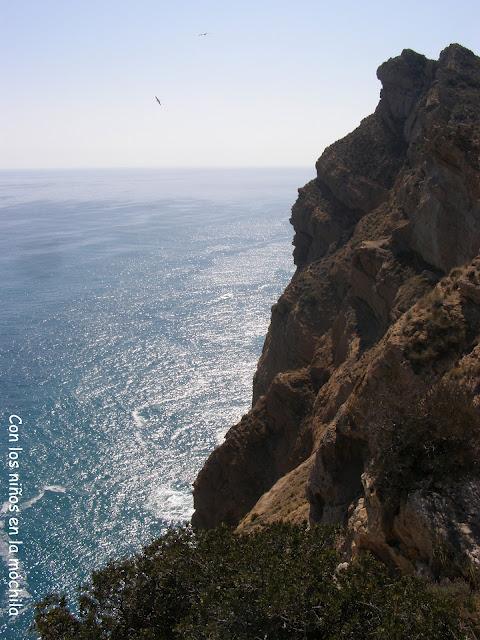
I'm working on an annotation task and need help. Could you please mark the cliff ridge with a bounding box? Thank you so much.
[192,44,480,578]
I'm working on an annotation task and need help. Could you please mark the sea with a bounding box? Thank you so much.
[0,167,309,638]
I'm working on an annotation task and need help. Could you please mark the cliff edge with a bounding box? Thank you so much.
[192,44,480,577]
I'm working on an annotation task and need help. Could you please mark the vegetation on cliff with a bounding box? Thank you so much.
[34,524,479,640]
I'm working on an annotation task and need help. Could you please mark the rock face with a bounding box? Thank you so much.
[192,44,480,577]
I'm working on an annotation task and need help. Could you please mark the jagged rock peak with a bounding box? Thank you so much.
[439,42,478,66]
[376,49,435,126]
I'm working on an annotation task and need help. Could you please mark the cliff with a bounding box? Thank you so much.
[192,44,480,577]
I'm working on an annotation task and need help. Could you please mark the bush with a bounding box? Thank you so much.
[402,289,466,368]
[374,380,480,505]
[33,523,476,639]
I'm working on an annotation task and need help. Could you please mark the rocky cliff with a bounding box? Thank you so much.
[192,44,480,578]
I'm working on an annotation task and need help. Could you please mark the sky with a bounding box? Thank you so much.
[1,0,480,169]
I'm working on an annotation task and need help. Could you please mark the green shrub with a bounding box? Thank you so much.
[33,523,476,639]
[374,381,480,505]
[402,290,466,368]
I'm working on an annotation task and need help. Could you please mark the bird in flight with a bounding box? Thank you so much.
[198,32,208,36]
[155,96,161,106]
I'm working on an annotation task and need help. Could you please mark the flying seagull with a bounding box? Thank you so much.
[155,96,161,106]
[198,32,208,36]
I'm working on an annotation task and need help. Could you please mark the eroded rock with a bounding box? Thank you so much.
[192,44,480,577]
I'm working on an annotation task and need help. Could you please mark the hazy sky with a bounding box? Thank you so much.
[2,0,479,169]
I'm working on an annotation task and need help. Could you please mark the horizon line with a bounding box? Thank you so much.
[0,165,314,172]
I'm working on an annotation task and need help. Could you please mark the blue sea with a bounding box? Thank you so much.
[0,168,308,638]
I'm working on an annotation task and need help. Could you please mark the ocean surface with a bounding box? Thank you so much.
[0,168,310,637]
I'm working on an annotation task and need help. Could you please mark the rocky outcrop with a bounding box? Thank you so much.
[192,44,480,578]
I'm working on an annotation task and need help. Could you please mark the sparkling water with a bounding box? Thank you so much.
[0,168,309,637]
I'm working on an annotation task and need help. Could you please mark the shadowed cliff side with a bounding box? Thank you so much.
[192,44,480,577]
